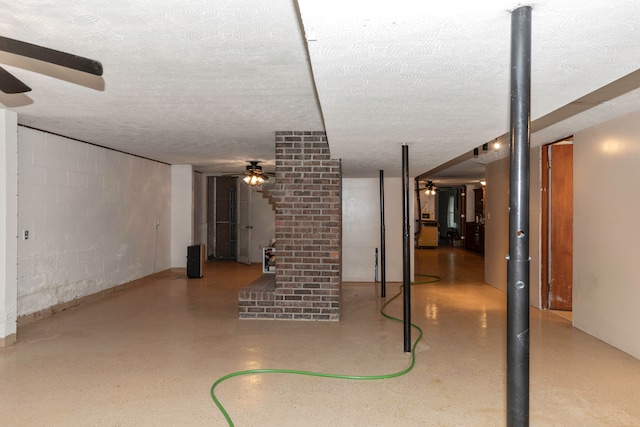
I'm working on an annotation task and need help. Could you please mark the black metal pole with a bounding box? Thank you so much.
[460,186,467,245]
[414,177,422,236]
[379,170,387,298]
[375,248,379,282]
[402,144,411,353]
[507,6,532,427]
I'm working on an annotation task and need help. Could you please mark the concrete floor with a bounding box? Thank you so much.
[1,247,639,426]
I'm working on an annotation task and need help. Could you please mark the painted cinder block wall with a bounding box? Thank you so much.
[0,110,18,345]
[272,131,342,320]
[16,127,171,318]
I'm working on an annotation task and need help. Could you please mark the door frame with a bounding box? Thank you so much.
[236,180,252,265]
[541,137,573,309]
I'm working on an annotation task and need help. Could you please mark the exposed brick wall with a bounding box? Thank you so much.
[274,131,342,320]
[238,274,278,319]
[237,131,342,321]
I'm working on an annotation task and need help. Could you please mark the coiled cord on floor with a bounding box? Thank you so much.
[210,274,441,426]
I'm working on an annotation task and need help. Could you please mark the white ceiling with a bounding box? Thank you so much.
[2,0,640,181]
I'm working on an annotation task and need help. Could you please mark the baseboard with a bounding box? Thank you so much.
[17,269,176,328]
[0,333,16,347]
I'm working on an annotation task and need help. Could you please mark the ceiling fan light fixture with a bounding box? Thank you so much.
[425,180,436,195]
[243,161,269,187]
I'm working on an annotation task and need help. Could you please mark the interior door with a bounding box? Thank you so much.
[236,181,252,265]
[207,176,216,259]
[545,142,574,310]
[212,177,237,258]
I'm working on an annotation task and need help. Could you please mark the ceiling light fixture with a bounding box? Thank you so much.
[243,161,269,187]
[425,180,436,195]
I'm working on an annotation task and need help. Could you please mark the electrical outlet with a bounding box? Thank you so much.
[23,230,29,240]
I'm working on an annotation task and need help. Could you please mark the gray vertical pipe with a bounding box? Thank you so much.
[402,144,411,353]
[507,6,532,426]
[379,170,387,298]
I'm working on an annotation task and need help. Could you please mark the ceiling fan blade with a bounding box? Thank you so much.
[0,66,31,93]
[0,35,103,76]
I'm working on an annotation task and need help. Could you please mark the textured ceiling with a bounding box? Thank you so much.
[298,0,640,179]
[0,0,324,174]
[1,0,640,181]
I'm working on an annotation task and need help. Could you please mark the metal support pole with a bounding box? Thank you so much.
[460,186,467,245]
[379,170,387,298]
[374,248,379,282]
[414,177,422,236]
[401,144,411,352]
[507,6,532,426]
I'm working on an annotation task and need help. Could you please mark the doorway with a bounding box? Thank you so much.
[236,180,252,265]
[541,139,573,312]
[206,176,237,259]
[436,186,464,245]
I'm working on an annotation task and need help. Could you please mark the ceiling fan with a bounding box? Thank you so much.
[0,35,103,94]
[242,160,274,187]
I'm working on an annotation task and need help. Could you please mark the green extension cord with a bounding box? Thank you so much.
[210,274,441,426]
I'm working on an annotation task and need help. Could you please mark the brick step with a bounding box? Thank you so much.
[238,274,277,319]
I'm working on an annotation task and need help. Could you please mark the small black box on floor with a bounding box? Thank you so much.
[187,244,205,278]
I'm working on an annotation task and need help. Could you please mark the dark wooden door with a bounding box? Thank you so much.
[548,143,573,310]
[214,177,237,258]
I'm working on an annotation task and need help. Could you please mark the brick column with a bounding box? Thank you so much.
[272,131,342,320]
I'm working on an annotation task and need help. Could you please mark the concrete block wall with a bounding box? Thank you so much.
[170,165,193,267]
[1,110,18,345]
[272,131,342,321]
[17,128,171,317]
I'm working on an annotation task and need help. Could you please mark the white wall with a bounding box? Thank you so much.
[0,110,18,343]
[17,127,171,317]
[250,189,275,263]
[484,157,509,293]
[573,111,640,360]
[484,147,542,309]
[465,184,476,222]
[485,112,640,359]
[418,191,436,216]
[342,177,414,282]
[529,146,541,309]
[170,165,193,268]
[193,172,207,247]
